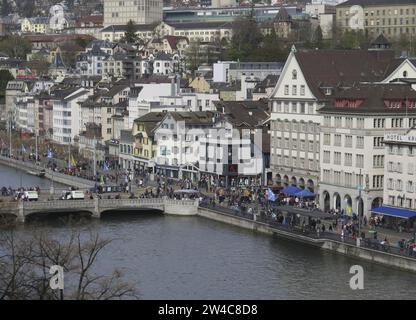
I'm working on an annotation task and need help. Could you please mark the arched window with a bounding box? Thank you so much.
[292,69,297,80]
[403,70,408,78]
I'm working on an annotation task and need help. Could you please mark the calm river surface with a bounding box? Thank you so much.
[1,164,416,299]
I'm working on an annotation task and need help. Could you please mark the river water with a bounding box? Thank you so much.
[1,164,416,299]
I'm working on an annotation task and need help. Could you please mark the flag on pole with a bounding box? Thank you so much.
[21,144,27,154]
[71,155,76,167]
[267,188,276,202]
[103,161,110,172]
[47,148,54,158]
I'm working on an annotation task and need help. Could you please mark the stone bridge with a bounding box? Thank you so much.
[0,198,199,223]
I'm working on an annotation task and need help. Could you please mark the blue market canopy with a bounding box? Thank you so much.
[371,206,416,219]
[295,189,316,198]
[281,186,302,196]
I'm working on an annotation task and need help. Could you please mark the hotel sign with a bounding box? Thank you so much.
[384,133,416,144]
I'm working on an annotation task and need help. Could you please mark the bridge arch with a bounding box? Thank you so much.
[100,208,164,218]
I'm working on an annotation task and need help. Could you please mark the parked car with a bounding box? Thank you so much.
[23,191,39,201]
[61,190,85,200]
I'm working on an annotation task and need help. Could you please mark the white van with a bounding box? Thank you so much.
[24,191,39,201]
[69,190,85,200]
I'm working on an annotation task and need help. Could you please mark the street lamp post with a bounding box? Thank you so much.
[8,111,12,158]
[357,168,363,247]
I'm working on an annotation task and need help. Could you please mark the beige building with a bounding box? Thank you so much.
[103,0,163,27]
[101,21,233,44]
[336,0,416,39]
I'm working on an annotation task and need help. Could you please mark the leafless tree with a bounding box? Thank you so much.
[0,222,138,300]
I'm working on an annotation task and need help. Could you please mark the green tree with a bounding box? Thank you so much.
[338,30,368,49]
[226,9,264,61]
[0,69,13,101]
[185,40,204,72]
[75,38,89,49]
[312,25,323,49]
[27,52,51,76]
[1,0,12,16]
[0,36,32,60]
[255,28,286,61]
[121,20,138,44]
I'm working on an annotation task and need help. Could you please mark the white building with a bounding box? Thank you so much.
[213,61,283,83]
[383,129,416,210]
[127,76,175,129]
[319,83,416,219]
[152,53,175,75]
[15,95,33,132]
[103,0,163,27]
[76,44,109,76]
[154,111,214,180]
[157,91,219,113]
[52,87,92,144]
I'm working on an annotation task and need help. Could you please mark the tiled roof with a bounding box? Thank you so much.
[101,24,158,33]
[75,15,103,28]
[169,111,215,125]
[294,49,399,99]
[166,21,233,30]
[320,83,416,114]
[214,100,270,128]
[275,7,291,22]
[164,35,188,50]
[135,112,166,137]
[24,34,95,43]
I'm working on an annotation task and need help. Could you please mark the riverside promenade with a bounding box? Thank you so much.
[0,155,96,189]
[197,203,416,273]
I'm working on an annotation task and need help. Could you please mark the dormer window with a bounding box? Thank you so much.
[324,88,332,95]
[292,70,297,80]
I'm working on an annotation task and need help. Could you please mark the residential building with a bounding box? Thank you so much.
[131,112,165,170]
[199,100,270,187]
[52,87,92,144]
[127,76,174,128]
[74,14,104,38]
[152,52,175,75]
[21,17,50,34]
[119,129,135,170]
[213,61,283,84]
[252,75,279,101]
[154,111,215,180]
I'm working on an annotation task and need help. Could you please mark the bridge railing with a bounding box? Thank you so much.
[98,198,164,207]
[23,200,95,210]
[164,199,199,206]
